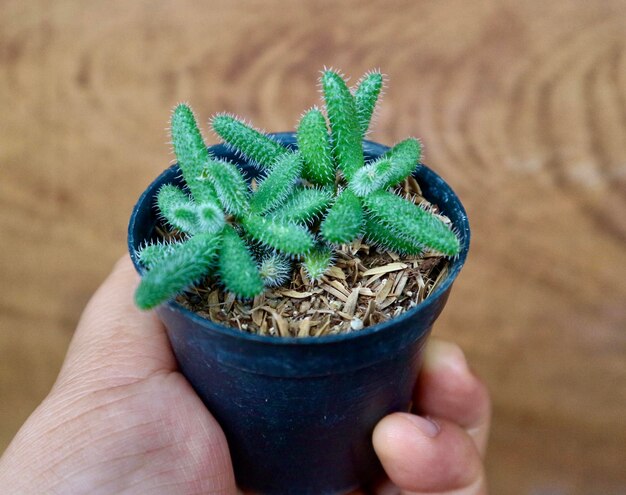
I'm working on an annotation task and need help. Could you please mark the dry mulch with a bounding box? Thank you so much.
[174,176,452,338]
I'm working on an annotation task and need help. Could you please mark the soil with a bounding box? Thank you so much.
[170,176,452,338]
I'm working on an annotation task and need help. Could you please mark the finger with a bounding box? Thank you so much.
[56,255,176,389]
[373,413,485,494]
[414,339,491,455]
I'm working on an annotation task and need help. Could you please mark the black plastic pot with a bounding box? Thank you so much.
[128,133,470,495]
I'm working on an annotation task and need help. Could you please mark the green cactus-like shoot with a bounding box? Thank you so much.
[321,189,364,244]
[322,70,364,180]
[250,152,303,214]
[297,108,335,185]
[156,184,200,234]
[218,225,264,297]
[303,245,333,281]
[171,104,218,203]
[137,240,183,270]
[270,187,333,224]
[363,191,460,256]
[212,113,288,169]
[199,159,250,217]
[258,253,292,287]
[354,70,384,136]
[243,214,315,255]
[135,233,221,310]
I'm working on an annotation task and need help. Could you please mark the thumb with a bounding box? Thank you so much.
[373,413,486,494]
[56,254,176,390]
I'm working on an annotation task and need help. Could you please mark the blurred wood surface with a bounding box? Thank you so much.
[1,0,625,493]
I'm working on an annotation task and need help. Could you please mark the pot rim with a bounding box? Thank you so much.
[128,133,470,346]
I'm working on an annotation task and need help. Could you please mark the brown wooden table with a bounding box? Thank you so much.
[1,1,625,492]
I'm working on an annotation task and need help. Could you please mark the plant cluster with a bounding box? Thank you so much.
[135,69,460,310]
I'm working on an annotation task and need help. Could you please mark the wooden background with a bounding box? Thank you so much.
[1,0,625,492]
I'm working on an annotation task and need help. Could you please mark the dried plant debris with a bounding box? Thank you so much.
[174,177,452,337]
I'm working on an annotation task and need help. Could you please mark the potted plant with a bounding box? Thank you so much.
[128,69,470,495]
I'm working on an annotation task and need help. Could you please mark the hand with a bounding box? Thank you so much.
[0,256,490,494]
[364,340,490,494]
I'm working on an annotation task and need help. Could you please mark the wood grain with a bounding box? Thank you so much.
[1,1,625,492]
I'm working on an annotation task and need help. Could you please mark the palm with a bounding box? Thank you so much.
[0,258,236,495]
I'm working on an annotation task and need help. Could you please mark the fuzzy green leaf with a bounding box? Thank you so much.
[136,240,183,270]
[200,159,250,217]
[363,215,423,255]
[250,152,303,214]
[171,104,217,203]
[303,245,333,281]
[211,114,289,169]
[297,108,335,185]
[270,187,333,224]
[322,71,364,180]
[218,226,264,298]
[349,138,421,196]
[320,189,364,244]
[348,157,393,197]
[354,71,383,136]
[243,214,315,256]
[363,191,460,256]
[379,138,421,189]
[196,200,226,233]
[135,233,221,310]
[157,184,199,234]
[258,253,292,287]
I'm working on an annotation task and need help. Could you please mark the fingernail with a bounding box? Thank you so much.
[426,340,469,376]
[403,414,440,438]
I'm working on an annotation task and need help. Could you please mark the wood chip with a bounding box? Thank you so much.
[312,317,331,336]
[259,319,268,335]
[362,262,408,277]
[392,273,409,297]
[375,278,395,304]
[379,298,398,310]
[358,287,376,297]
[364,272,385,287]
[300,266,312,287]
[224,292,236,313]
[259,306,289,337]
[417,273,426,290]
[279,290,314,299]
[307,308,336,315]
[363,299,376,326]
[251,307,264,327]
[326,266,346,280]
[320,283,349,302]
[407,175,422,196]
[343,288,360,316]
[431,265,449,292]
[297,319,311,337]
[334,250,352,260]
[338,311,358,320]
[327,279,351,297]
[207,290,221,321]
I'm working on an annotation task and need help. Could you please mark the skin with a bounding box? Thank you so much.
[0,256,490,494]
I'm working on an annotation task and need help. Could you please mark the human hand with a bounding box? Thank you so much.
[0,255,490,494]
[362,339,490,494]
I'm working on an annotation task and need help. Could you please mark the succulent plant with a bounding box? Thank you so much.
[135,69,460,310]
